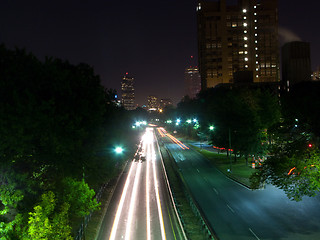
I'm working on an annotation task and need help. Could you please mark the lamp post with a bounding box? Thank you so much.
[229,128,232,172]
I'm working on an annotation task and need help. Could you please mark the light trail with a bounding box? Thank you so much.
[125,162,142,240]
[146,141,151,240]
[109,161,135,240]
[151,137,167,240]
[166,133,189,150]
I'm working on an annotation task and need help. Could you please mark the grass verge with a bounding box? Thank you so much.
[190,145,257,188]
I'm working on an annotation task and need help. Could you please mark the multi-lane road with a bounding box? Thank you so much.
[158,127,320,240]
[97,127,185,240]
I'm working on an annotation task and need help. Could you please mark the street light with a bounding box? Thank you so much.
[186,119,192,124]
[115,147,124,154]
[209,125,215,131]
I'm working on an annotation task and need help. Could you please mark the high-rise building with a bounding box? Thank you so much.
[147,95,158,111]
[282,41,311,91]
[185,66,201,98]
[121,73,135,110]
[159,98,173,109]
[197,0,280,89]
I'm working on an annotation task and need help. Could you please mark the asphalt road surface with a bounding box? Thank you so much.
[97,127,184,240]
[159,129,320,240]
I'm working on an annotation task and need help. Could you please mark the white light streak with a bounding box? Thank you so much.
[109,162,135,240]
[125,162,142,240]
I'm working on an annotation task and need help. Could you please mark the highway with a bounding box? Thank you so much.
[158,127,320,240]
[97,127,184,240]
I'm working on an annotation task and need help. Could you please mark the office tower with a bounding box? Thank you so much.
[121,73,136,110]
[147,95,158,111]
[185,66,201,99]
[197,0,280,89]
[282,41,311,90]
[159,98,173,109]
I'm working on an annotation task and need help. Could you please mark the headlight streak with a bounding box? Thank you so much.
[151,138,167,240]
[146,141,151,240]
[109,161,135,240]
[125,162,142,240]
[166,133,189,150]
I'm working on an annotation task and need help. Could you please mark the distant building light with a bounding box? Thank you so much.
[244,44,248,48]
[245,57,248,61]
[243,23,248,27]
[244,37,248,41]
[243,9,247,13]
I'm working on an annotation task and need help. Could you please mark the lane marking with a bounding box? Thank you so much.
[226,204,235,213]
[212,187,218,195]
[249,228,261,240]
[166,202,177,240]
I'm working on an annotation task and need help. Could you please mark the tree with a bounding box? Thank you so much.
[26,191,72,240]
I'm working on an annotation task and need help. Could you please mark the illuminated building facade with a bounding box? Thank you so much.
[185,66,201,98]
[147,95,158,111]
[282,41,311,91]
[121,73,136,110]
[159,98,173,109]
[197,0,280,89]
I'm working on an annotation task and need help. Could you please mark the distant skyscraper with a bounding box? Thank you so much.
[282,41,311,90]
[159,98,173,110]
[147,95,158,111]
[197,0,280,89]
[185,66,201,98]
[121,73,135,110]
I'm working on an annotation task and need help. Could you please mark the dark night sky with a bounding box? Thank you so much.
[1,0,319,106]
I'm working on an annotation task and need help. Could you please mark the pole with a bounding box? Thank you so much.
[229,128,232,172]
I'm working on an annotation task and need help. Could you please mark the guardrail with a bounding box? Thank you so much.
[155,134,188,240]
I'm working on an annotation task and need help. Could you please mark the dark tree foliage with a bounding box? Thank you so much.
[0,45,132,238]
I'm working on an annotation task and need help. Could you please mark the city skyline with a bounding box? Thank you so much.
[1,0,319,105]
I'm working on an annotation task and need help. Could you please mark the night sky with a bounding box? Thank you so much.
[1,0,319,106]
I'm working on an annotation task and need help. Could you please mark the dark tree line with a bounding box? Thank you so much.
[164,81,320,201]
[0,45,133,238]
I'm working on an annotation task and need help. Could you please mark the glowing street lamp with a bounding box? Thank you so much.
[209,125,215,131]
[193,118,198,123]
[115,147,124,154]
[186,119,192,124]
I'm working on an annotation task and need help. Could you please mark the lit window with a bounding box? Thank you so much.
[256,75,259,78]
[255,33,258,36]
[243,16,247,19]
[255,47,258,50]
[244,44,248,47]
[254,20,257,22]
[232,23,237,27]
[245,65,248,68]
[245,57,248,61]
[244,37,248,40]
[244,51,248,54]
[255,40,258,43]
[256,68,259,71]
[239,51,244,54]
[254,13,257,15]
[244,30,247,33]
[256,61,258,64]
[254,6,257,8]
[255,27,257,29]
[243,9,247,13]
[256,54,258,57]
[243,22,248,27]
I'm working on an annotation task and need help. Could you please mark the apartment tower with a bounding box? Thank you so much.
[197,0,280,89]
